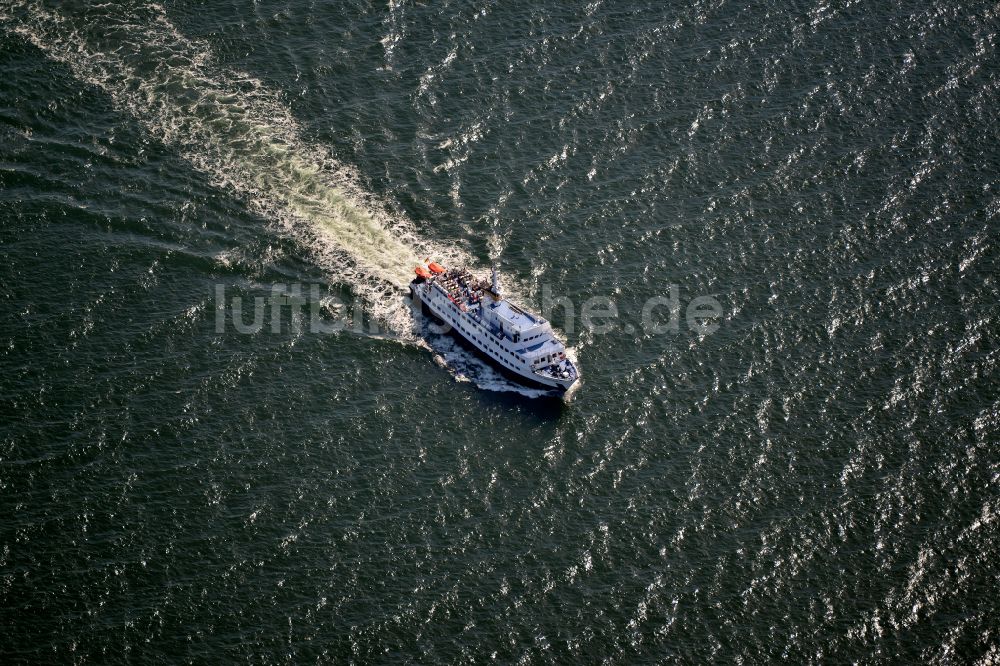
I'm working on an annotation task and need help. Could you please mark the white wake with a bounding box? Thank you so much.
[1,0,473,336]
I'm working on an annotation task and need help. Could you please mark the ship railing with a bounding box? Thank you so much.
[522,346,562,360]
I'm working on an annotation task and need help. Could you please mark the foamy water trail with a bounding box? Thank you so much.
[0,0,473,335]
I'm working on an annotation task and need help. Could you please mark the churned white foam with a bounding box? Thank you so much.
[1,0,472,337]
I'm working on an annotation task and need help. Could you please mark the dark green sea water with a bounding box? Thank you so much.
[2,0,998,662]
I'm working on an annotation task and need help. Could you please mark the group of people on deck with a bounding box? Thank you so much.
[439,269,485,308]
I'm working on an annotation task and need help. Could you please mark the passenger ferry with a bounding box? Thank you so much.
[410,262,579,393]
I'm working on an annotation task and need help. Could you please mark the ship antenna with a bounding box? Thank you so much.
[491,266,503,298]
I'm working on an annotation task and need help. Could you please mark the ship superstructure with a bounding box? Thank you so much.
[410,262,578,392]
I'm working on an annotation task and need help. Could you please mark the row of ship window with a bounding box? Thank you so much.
[440,297,524,366]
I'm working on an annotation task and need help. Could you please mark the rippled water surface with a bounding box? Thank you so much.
[1,0,998,662]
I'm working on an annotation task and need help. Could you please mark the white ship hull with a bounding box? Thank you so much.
[410,272,578,393]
